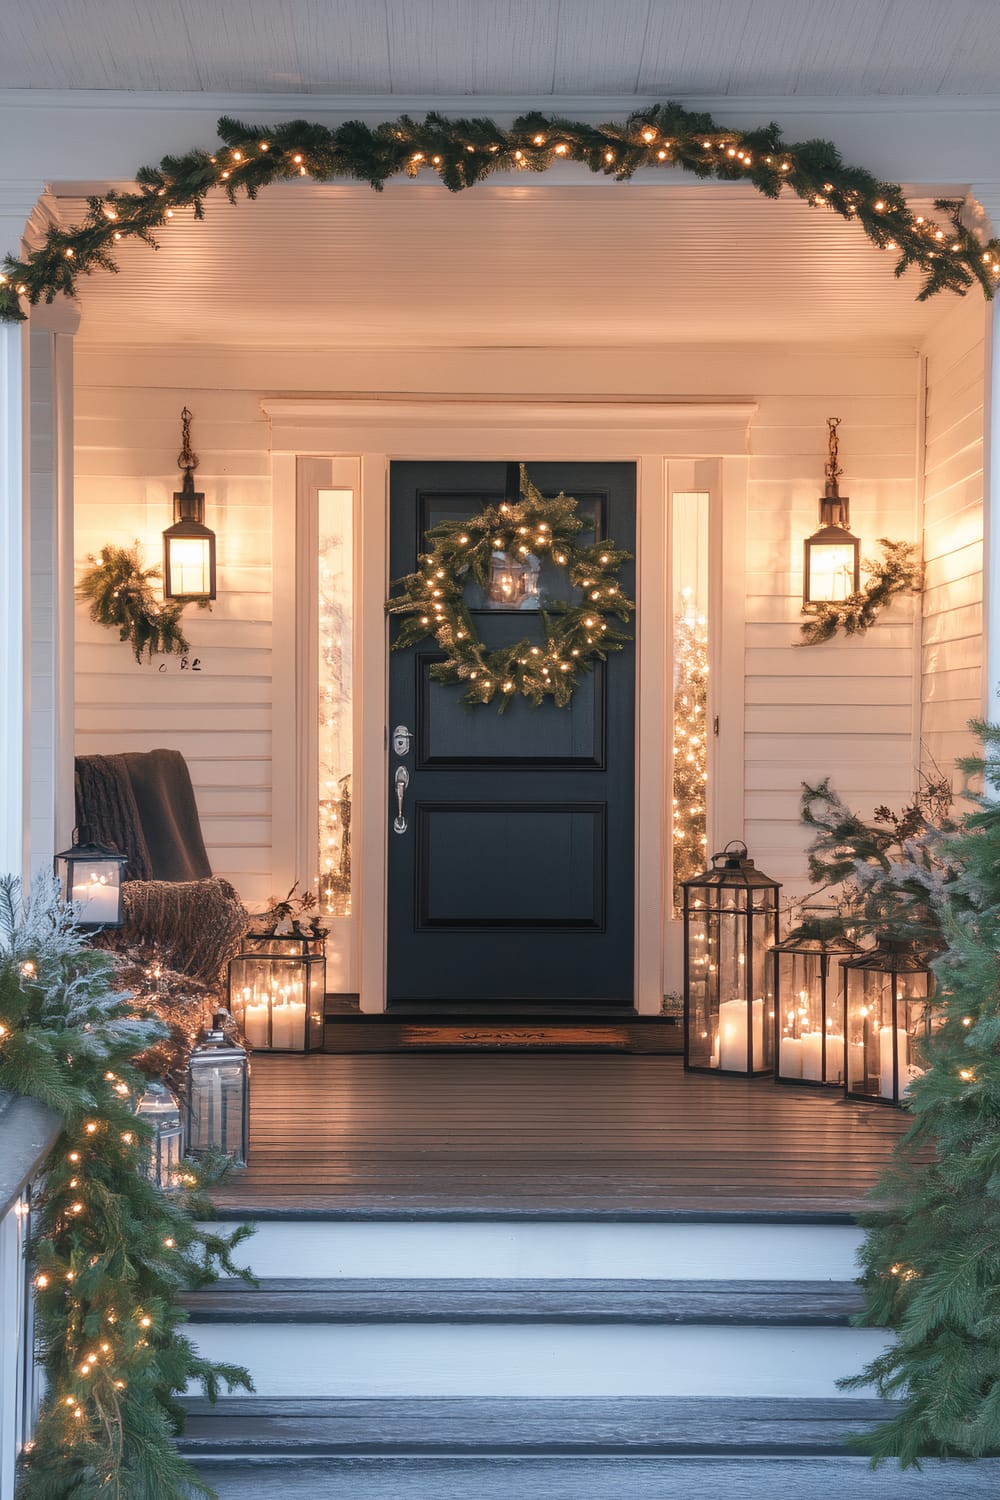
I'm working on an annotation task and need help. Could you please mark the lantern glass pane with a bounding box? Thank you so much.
[806,539,856,603]
[136,1081,183,1191]
[670,491,710,913]
[317,488,354,921]
[776,951,846,1084]
[67,859,122,925]
[167,535,212,596]
[186,1049,248,1164]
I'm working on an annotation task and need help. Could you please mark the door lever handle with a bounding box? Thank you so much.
[393,766,409,834]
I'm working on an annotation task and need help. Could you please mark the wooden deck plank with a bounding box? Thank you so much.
[211,1055,910,1216]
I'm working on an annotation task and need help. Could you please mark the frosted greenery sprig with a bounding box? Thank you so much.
[3,103,999,322]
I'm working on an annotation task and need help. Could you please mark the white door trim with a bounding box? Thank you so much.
[264,395,756,1014]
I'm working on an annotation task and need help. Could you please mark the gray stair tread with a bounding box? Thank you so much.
[192,1455,1000,1498]
[178,1396,899,1455]
[182,1278,864,1325]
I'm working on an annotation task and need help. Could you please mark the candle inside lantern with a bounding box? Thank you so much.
[821,1031,845,1084]
[779,1035,803,1078]
[242,986,270,1049]
[70,871,119,923]
[879,1025,907,1100]
[719,997,764,1072]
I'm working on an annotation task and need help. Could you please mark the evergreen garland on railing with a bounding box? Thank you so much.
[2,102,999,322]
[0,876,253,1500]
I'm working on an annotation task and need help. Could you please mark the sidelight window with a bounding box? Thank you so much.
[317,489,354,919]
[670,491,711,914]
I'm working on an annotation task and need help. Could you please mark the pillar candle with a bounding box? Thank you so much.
[719,997,764,1072]
[823,1033,845,1085]
[243,1000,270,1049]
[71,873,119,923]
[779,1035,803,1079]
[800,1031,824,1081]
[848,1041,867,1091]
[879,1025,907,1100]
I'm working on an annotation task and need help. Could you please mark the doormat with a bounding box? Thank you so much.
[399,1025,633,1050]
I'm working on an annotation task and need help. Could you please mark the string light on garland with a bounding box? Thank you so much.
[3,102,999,324]
[386,464,633,711]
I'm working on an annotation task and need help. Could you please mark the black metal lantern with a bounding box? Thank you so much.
[228,949,326,1053]
[163,406,216,601]
[184,1014,250,1163]
[683,841,781,1076]
[54,828,127,929]
[243,929,328,958]
[135,1077,183,1191]
[843,937,941,1106]
[772,913,858,1088]
[803,417,861,609]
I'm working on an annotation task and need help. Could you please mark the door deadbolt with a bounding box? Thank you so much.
[393,724,412,756]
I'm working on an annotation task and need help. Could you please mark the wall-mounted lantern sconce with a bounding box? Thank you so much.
[163,406,216,601]
[803,417,861,610]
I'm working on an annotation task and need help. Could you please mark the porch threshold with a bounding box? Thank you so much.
[208,1054,907,1221]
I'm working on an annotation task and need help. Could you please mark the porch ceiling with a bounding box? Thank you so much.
[61,181,943,350]
[5,0,999,97]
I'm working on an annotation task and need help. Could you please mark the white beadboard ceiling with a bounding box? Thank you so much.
[61,181,942,350]
[5,0,1000,97]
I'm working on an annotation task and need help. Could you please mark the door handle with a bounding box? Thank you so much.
[393,766,409,834]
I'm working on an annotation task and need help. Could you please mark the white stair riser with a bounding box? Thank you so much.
[207,1221,864,1282]
[187,1322,888,1400]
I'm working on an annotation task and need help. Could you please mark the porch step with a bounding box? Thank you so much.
[182,1277,864,1325]
[179,1394,894,1456]
[185,1453,1000,1499]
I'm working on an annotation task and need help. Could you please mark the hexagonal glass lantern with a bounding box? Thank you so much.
[683,841,781,1076]
[135,1077,183,1192]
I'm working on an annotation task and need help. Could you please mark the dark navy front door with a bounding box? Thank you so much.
[387,461,636,1011]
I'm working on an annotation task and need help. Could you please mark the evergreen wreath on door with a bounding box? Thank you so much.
[385,464,634,710]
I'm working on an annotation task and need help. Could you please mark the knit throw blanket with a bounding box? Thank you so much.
[74,754,154,880]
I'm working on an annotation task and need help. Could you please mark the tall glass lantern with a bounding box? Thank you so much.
[185,1015,250,1164]
[135,1077,183,1191]
[228,949,326,1053]
[772,915,858,1087]
[683,842,781,1076]
[843,938,941,1106]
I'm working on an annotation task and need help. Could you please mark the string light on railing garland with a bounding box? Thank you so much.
[385,464,633,711]
[2,102,999,322]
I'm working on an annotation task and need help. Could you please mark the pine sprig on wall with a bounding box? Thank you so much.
[2,102,999,323]
[798,539,923,645]
[0,875,253,1500]
[77,543,191,663]
[838,722,1000,1464]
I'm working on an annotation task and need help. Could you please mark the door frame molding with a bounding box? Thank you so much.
[265,395,755,1013]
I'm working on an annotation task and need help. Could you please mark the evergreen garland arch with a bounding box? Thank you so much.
[2,102,999,322]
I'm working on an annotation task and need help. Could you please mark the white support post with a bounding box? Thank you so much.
[28,298,79,875]
[981,184,1000,718]
[0,186,43,884]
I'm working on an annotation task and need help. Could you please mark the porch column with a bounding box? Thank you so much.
[28,298,79,875]
[0,186,43,882]
[977,183,1000,717]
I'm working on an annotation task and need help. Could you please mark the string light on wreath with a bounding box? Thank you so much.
[385,464,633,711]
[3,103,1000,323]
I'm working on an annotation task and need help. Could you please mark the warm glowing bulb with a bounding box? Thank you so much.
[36,1274,49,1289]
[139,1316,152,1328]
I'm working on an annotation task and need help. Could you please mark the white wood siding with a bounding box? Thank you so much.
[74,343,920,906]
[73,386,273,901]
[920,297,985,785]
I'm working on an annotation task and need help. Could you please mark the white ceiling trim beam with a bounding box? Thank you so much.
[2,90,999,188]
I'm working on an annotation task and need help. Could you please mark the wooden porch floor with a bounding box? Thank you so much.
[210,1054,911,1219]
